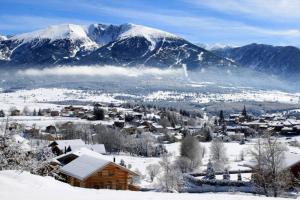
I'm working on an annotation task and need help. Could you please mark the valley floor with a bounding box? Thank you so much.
[0,171,289,200]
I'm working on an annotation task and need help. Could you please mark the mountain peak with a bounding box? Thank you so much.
[11,24,92,43]
[0,35,7,41]
[118,23,179,40]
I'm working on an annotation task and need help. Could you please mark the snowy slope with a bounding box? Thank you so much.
[0,171,287,200]
[11,24,95,45]
[118,23,178,40]
[87,23,178,47]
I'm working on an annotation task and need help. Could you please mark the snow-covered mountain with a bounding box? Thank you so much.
[212,43,300,76]
[0,23,233,69]
[0,35,7,41]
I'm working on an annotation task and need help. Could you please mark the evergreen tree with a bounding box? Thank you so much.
[33,109,37,116]
[206,159,215,180]
[223,168,230,180]
[219,110,224,125]
[93,105,105,120]
[38,109,42,116]
[66,145,72,153]
[237,170,242,181]
[242,105,247,117]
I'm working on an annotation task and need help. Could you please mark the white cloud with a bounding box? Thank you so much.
[17,65,184,77]
[186,0,300,21]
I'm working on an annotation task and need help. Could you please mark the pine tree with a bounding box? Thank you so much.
[33,109,37,116]
[206,159,215,180]
[38,109,42,116]
[237,170,242,181]
[242,105,247,117]
[219,110,224,125]
[223,168,230,180]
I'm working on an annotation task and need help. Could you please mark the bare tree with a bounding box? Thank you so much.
[146,164,160,182]
[158,153,183,192]
[210,138,228,171]
[159,117,171,129]
[250,133,292,197]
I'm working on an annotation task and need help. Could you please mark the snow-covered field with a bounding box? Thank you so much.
[0,87,299,115]
[144,90,300,104]
[0,170,288,200]
[0,88,122,113]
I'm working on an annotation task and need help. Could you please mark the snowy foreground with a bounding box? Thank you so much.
[0,171,288,200]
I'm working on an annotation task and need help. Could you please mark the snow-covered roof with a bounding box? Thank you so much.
[53,147,106,164]
[51,139,85,151]
[59,147,138,180]
[85,144,106,154]
[244,151,300,170]
[60,154,110,180]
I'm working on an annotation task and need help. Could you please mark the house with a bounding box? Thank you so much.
[244,151,300,179]
[85,144,106,154]
[57,148,139,190]
[10,109,21,116]
[51,111,60,117]
[114,120,125,129]
[48,139,86,155]
[45,125,57,135]
[122,125,137,135]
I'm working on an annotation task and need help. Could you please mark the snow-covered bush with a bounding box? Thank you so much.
[0,134,54,176]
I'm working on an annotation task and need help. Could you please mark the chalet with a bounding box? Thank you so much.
[226,125,249,133]
[85,144,106,154]
[41,108,51,116]
[114,120,125,129]
[152,123,164,132]
[227,131,245,141]
[58,148,139,190]
[49,139,85,155]
[10,109,21,116]
[50,110,60,117]
[45,125,57,135]
[122,125,137,135]
[244,151,300,180]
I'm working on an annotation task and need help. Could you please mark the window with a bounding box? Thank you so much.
[109,171,114,176]
[102,170,108,176]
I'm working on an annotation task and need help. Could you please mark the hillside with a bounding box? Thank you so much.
[0,171,288,200]
[212,43,300,76]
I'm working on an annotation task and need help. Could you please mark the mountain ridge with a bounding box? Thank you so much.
[0,23,234,69]
[212,43,300,76]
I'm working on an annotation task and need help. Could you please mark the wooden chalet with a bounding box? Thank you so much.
[56,148,139,190]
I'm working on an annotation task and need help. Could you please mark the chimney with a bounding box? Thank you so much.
[113,157,116,163]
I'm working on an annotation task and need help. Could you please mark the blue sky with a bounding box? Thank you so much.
[1,0,300,46]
